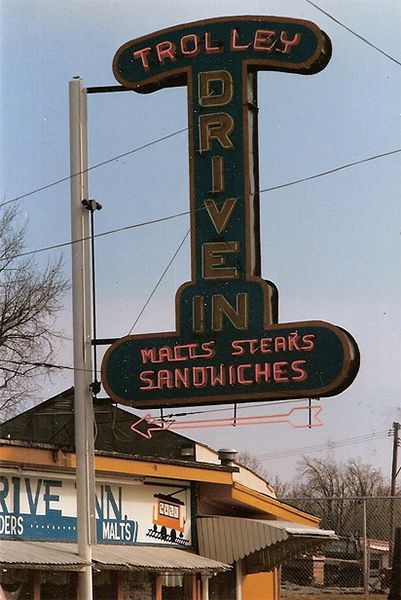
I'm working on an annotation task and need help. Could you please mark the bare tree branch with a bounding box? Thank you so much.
[0,205,69,415]
[283,455,390,536]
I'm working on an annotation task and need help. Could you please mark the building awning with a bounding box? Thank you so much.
[197,516,336,569]
[92,545,229,572]
[0,541,229,573]
[0,541,88,571]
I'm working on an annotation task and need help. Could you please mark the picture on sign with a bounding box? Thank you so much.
[101,16,359,409]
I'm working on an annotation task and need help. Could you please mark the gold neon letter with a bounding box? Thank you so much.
[199,113,234,152]
[204,199,237,234]
[199,70,234,107]
[203,241,240,279]
[212,293,249,331]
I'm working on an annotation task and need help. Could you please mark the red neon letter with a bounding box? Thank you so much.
[254,30,278,51]
[278,31,302,54]
[231,28,250,51]
[181,34,199,56]
[273,361,289,382]
[156,40,177,64]
[205,32,222,54]
[292,360,308,381]
[238,364,253,385]
[133,47,152,70]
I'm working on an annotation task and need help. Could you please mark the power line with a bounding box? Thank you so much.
[261,432,385,459]
[3,147,399,402]
[259,148,401,195]
[3,2,400,214]
[127,229,190,335]
[6,210,190,260]
[4,147,400,262]
[304,0,401,67]
[257,430,389,461]
[0,127,188,209]
[5,398,315,422]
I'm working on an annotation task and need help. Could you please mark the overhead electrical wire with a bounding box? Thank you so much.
[304,0,401,67]
[3,147,400,402]
[6,211,189,260]
[4,5,399,404]
[2,10,398,431]
[127,229,190,335]
[9,363,318,416]
[256,430,389,461]
[4,232,193,375]
[258,148,401,195]
[4,147,400,262]
[0,127,188,209]
[1,7,398,213]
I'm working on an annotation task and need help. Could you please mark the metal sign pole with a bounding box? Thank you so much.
[69,77,96,600]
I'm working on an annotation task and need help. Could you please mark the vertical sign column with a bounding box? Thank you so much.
[184,61,269,337]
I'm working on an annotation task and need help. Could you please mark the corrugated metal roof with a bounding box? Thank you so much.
[0,541,88,571]
[92,545,229,572]
[0,541,229,573]
[197,516,336,568]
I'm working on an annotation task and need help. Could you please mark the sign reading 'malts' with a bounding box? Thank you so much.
[101,16,359,408]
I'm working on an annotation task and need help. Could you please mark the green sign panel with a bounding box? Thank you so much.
[102,16,359,409]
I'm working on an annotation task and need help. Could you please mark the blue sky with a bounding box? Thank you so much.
[1,0,400,483]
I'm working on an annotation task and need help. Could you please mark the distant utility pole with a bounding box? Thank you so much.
[391,422,401,497]
[389,422,401,567]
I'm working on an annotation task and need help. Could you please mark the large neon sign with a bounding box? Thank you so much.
[101,16,359,408]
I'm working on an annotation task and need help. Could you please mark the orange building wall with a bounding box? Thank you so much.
[242,570,280,600]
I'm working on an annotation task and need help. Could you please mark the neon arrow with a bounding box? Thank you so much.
[130,414,174,439]
[130,405,323,439]
[167,405,324,430]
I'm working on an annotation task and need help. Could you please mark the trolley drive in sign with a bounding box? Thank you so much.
[101,16,360,409]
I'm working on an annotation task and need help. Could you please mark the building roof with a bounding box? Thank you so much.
[0,540,88,571]
[92,544,229,572]
[0,388,199,463]
[0,541,229,573]
[197,516,336,568]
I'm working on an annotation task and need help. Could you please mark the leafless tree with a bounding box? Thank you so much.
[287,456,348,532]
[284,456,391,538]
[236,451,292,496]
[344,457,389,497]
[0,206,68,415]
[237,450,270,479]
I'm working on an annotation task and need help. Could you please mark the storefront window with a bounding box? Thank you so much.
[40,571,76,600]
[123,572,153,600]
[93,570,114,600]
[0,571,33,600]
[161,574,192,600]
[209,569,236,600]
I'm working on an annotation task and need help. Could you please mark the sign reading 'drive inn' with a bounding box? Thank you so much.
[101,16,360,409]
[0,471,191,546]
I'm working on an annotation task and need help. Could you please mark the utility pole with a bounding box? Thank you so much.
[389,421,401,575]
[391,422,400,497]
[70,77,96,600]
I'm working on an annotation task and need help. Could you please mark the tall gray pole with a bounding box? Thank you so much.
[69,77,96,600]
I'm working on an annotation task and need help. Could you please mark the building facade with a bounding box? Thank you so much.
[0,389,334,599]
